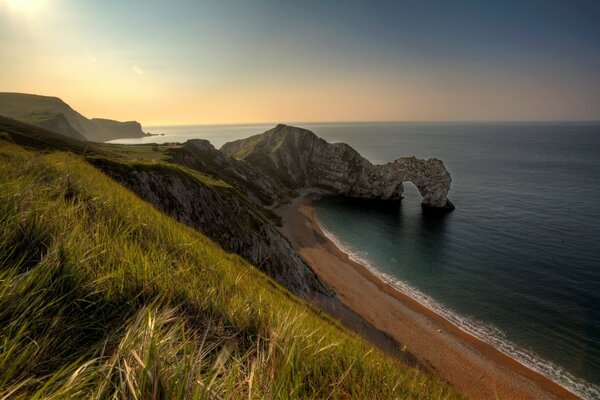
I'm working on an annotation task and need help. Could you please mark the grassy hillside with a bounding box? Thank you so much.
[0,127,462,399]
[0,93,147,142]
[0,115,170,162]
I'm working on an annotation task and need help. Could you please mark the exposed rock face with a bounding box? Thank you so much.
[221,124,454,210]
[168,139,289,206]
[90,158,331,299]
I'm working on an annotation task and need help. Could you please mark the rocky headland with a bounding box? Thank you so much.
[0,92,151,142]
[221,124,454,210]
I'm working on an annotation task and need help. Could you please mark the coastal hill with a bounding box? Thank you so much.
[0,92,150,142]
[222,124,454,210]
[0,115,461,398]
[1,115,577,399]
[0,115,327,299]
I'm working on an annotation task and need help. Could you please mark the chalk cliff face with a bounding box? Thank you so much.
[221,124,454,210]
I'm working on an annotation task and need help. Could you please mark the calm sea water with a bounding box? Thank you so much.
[113,122,600,399]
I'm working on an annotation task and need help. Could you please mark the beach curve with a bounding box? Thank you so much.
[276,194,579,400]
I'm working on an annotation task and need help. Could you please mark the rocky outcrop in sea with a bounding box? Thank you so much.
[221,124,454,210]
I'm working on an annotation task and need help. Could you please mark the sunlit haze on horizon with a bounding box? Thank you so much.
[1,0,599,125]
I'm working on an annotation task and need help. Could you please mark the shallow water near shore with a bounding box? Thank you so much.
[114,121,600,398]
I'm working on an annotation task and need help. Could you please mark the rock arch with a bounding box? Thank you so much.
[221,124,454,211]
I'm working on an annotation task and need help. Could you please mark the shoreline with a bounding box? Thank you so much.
[276,194,579,400]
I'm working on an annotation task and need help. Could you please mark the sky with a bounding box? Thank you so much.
[1,0,599,125]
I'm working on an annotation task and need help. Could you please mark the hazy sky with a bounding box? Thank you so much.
[1,0,599,124]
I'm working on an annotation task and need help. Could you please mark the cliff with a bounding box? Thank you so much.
[88,158,331,299]
[168,139,288,206]
[221,124,454,210]
[91,118,149,140]
[0,92,148,142]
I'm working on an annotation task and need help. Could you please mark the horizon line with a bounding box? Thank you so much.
[144,119,600,128]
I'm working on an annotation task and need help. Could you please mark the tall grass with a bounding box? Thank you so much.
[0,143,462,399]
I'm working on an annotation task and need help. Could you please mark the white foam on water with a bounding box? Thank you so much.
[317,221,600,400]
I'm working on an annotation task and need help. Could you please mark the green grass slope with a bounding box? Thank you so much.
[0,93,147,142]
[0,131,462,399]
[0,92,104,141]
[0,115,98,154]
[0,115,171,162]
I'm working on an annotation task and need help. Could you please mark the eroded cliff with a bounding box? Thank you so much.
[90,158,331,299]
[221,124,454,210]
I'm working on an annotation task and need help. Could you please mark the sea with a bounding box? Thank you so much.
[111,122,600,399]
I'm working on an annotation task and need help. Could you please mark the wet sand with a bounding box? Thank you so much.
[277,194,578,400]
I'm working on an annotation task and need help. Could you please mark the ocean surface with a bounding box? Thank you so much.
[112,122,600,399]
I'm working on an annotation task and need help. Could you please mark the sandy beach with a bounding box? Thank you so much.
[276,194,579,400]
